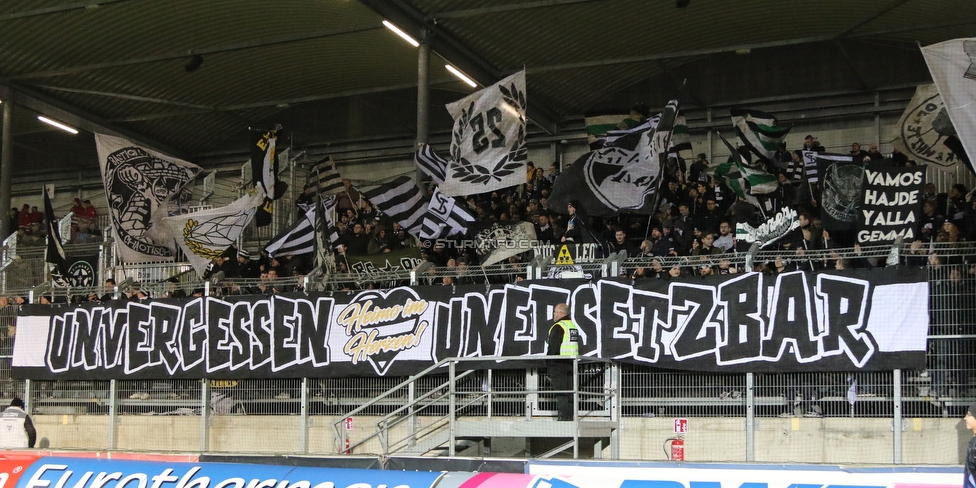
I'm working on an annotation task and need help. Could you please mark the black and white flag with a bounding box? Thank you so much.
[549,100,679,217]
[95,134,202,263]
[470,220,537,267]
[362,176,427,236]
[314,196,341,269]
[264,206,315,258]
[922,39,976,173]
[306,156,344,197]
[43,188,69,286]
[420,187,474,240]
[441,70,527,197]
[892,84,961,170]
[163,190,265,275]
[817,154,862,231]
[415,143,448,184]
[803,151,820,184]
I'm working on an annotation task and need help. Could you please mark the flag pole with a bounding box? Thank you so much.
[643,82,686,243]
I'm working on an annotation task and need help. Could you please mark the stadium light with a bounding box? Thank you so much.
[445,65,477,88]
[37,115,78,134]
[382,20,419,47]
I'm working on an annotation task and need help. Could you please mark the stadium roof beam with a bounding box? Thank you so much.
[0,80,183,156]
[428,0,606,20]
[524,20,976,75]
[360,0,560,135]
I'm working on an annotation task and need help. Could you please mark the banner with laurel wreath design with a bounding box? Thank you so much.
[441,70,527,197]
[163,190,265,275]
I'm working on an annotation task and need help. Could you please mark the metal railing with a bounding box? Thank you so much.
[330,356,618,459]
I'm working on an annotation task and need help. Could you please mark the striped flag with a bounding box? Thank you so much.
[306,156,344,197]
[362,176,427,236]
[669,113,693,160]
[415,144,448,184]
[420,187,475,240]
[265,206,315,258]
[313,196,339,269]
[730,108,791,162]
[712,133,779,207]
[802,151,820,184]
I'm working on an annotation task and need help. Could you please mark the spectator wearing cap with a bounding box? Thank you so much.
[0,397,35,448]
[164,277,187,299]
[617,103,650,130]
[849,142,869,163]
[867,143,884,162]
[296,184,314,208]
[697,198,724,236]
[648,227,677,257]
[237,249,260,279]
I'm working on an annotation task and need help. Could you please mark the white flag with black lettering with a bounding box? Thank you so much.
[922,38,976,169]
[441,70,527,197]
[96,133,202,263]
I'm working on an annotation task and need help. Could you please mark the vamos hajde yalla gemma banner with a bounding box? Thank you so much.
[12,269,928,380]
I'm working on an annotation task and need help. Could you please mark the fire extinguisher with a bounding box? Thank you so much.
[665,435,684,461]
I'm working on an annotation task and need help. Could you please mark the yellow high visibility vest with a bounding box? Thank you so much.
[549,319,579,357]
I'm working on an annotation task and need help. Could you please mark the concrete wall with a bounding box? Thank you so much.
[33,414,969,464]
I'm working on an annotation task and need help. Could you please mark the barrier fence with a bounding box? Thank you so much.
[0,241,972,463]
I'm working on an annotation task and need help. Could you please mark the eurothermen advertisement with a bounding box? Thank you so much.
[0,454,962,488]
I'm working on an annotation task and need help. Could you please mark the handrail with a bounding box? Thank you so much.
[332,355,615,455]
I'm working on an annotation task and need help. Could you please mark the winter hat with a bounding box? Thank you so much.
[238,249,250,259]
[969,402,976,417]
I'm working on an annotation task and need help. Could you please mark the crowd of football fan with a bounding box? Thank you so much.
[7,114,976,295]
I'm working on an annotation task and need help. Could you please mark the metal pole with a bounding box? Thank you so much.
[300,377,309,454]
[408,380,416,447]
[416,28,431,182]
[0,101,12,239]
[23,379,31,417]
[108,379,118,449]
[705,108,713,163]
[448,360,456,456]
[745,372,755,462]
[201,379,210,452]
[874,91,881,149]
[893,369,902,464]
